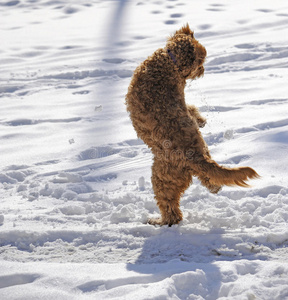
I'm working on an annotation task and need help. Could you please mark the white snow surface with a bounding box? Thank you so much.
[1,0,288,299]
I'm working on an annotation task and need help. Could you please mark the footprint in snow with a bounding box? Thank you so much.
[63,6,80,14]
[0,274,40,289]
[102,58,126,64]
[170,13,184,18]
[235,43,256,49]
[164,20,178,25]
[206,8,224,12]
[72,90,90,95]
[207,4,225,12]
[276,13,288,17]
[210,3,225,7]
[198,24,212,30]
[2,0,20,6]
[78,146,120,160]
[151,10,162,14]
[256,9,274,13]
[133,35,149,40]
[241,98,288,106]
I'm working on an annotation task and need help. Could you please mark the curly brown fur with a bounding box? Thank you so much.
[125,24,260,226]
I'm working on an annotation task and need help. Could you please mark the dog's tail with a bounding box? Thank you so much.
[201,159,260,187]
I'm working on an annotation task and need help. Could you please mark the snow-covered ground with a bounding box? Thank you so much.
[1,0,288,299]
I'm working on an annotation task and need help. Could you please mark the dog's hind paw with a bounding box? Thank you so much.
[147,217,162,226]
[209,185,222,194]
[148,217,181,227]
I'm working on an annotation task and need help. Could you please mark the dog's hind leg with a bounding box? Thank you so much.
[198,174,222,194]
[149,160,192,226]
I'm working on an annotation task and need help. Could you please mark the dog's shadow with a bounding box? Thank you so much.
[126,225,267,299]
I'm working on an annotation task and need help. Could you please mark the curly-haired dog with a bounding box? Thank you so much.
[125,24,259,226]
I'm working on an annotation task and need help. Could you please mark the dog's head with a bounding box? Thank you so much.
[166,24,207,80]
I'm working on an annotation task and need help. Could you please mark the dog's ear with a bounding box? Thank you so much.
[175,24,194,37]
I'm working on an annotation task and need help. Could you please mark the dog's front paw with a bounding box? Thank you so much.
[197,118,206,128]
[196,115,207,128]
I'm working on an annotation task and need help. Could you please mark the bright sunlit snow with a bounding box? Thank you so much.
[1,0,288,299]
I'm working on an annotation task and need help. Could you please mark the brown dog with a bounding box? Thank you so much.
[125,24,259,226]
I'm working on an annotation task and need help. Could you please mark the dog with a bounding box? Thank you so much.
[125,24,259,226]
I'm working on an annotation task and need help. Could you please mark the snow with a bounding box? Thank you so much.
[1,0,288,299]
